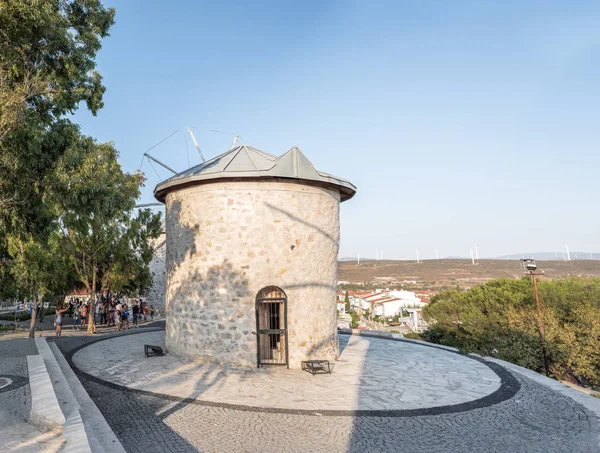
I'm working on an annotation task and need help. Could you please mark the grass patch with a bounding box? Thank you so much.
[403,332,423,340]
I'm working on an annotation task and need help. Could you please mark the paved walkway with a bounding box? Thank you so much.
[0,339,64,452]
[53,329,600,452]
[71,330,500,411]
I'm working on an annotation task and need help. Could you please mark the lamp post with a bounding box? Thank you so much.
[521,258,550,377]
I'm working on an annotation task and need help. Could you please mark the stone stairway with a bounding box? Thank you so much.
[33,337,126,453]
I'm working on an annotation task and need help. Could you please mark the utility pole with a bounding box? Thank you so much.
[521,259,550,377]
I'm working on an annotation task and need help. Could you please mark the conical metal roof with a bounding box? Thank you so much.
[154,145,356,202]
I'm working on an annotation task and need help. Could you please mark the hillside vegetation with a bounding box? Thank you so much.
[421,277,600,388]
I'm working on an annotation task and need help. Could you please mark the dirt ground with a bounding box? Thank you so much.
[338,259,600,290]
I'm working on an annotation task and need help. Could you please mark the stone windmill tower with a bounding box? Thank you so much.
[154,145,356,369]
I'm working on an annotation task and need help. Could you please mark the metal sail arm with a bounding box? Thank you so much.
[143,153,177,174]
[187,127,206,162]
[134,202,163,208]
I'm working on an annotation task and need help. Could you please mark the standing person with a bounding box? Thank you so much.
[81,303,88,329]
[99,301,107,326]
[115,300,122,331]
[108,300,115,327]
[95,301,100,325]
[73,304,81,330]
[54,304,68,338]
[143,303,149,322]
[122,303,130,330]
[132,301,139,326]
[150,305,154,321]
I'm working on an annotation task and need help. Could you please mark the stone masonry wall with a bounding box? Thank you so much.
[143,232,166,313]
[164,180,340,369]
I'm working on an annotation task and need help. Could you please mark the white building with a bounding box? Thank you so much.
[349,289,428,331]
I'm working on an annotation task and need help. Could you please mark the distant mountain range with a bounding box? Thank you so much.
[339,252,599,261]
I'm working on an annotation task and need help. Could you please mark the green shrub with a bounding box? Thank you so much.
[0,311,31,322]
[421,277,600,386]
[350,311,361,329]
[403,332,422,340]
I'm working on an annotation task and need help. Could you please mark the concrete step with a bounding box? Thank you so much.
[47,340,127,453]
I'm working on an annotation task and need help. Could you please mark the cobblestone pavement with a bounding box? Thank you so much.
[55,331,600,453]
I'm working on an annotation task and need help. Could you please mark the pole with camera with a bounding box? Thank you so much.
[520,258,550,377]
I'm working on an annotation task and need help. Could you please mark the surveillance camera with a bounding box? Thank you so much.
[526,263,537,271]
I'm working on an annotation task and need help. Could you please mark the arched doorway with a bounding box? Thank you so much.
[255,286,288,368]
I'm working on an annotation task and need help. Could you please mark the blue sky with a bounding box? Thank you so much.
[74,0,600,259]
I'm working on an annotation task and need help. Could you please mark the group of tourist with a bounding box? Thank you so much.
[54,297,156,338]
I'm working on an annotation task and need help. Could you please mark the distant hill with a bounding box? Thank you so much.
[337,258,600,290]
[341,253,599,261]
[497,252,599,261]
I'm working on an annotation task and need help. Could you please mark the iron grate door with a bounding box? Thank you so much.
[256,286,288,368]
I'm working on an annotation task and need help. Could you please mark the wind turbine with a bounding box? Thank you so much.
[565,245,571,261]
[474,244,479,260]
[416,249,420,264]
[435,248,439,260]
[470,249,475,265]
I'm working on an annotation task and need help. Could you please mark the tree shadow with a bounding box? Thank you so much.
[165,199,197,272]
[264,201,338,246]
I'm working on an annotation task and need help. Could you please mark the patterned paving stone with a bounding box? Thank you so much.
[55,331,600,453]
[71,330,501,411]
[0,338,53,453]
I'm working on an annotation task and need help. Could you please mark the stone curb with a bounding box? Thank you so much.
[338,328,460,352]
[36,337,93,453]
[26,354,66,431]
[482,356,600,449]
[49,340,128,453]
[337,328,404,341]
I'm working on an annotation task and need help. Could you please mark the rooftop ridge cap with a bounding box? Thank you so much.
[292,146,299,177]
[242,145,278,160]
[242,146,262,170]
[221,146,244,172]
[184,145,243,176]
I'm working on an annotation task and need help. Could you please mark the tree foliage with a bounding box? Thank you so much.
[422,277,600,387]
[0,0,115,260]
[50,136,162,299]
[0,2,162,338]
[0,0,115,138]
